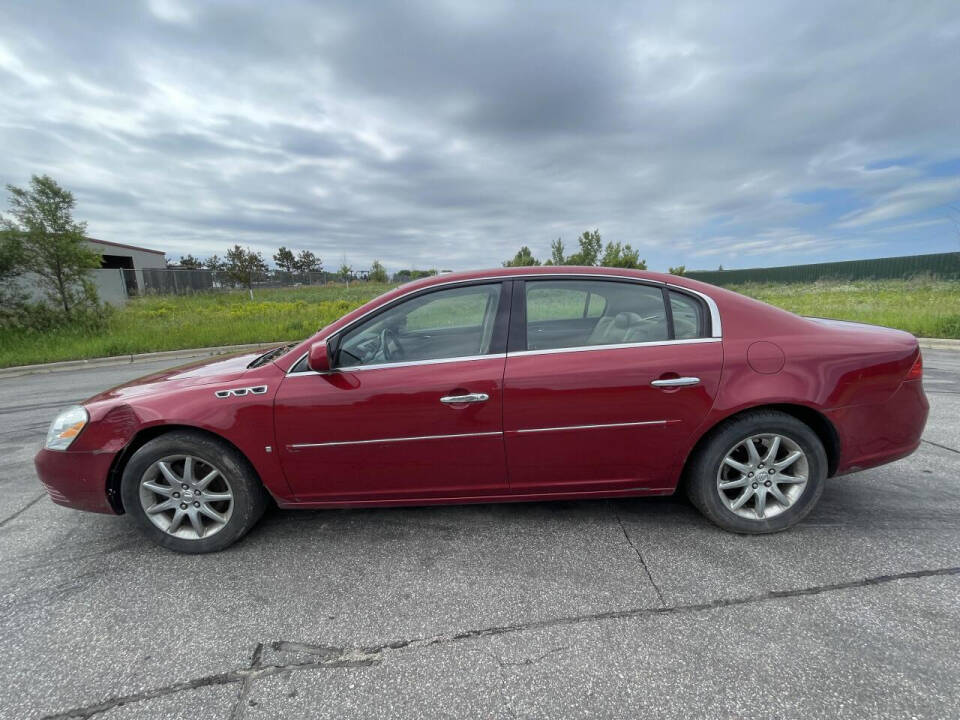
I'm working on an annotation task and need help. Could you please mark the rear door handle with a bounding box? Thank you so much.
[440,392,489,404]
[651,377,700,388]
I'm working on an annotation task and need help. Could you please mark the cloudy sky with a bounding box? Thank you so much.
[1,1,959,273]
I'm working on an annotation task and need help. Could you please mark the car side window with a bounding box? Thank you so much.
[526,286,607,323]
[668,290,704,340]
[524,280,669,351]
[336,283,502,368]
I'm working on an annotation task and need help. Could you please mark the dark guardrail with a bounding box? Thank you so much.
[686,251,960,286]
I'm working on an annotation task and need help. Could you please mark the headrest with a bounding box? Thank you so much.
[614,311,643,328]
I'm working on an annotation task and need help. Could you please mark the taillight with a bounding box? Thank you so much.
[906,353,923,381]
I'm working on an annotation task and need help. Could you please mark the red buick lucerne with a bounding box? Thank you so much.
[35,267,928,553]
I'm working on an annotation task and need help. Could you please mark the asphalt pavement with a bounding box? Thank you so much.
[1,351,958,719]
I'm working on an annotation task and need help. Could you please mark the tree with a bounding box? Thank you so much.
[205,254,225,272]
[337,262,353,282]
[294,249,321,273]
[392,269,437,283]
[1,175,100,317]
[566,229,603,266]
[369,260,388,283]
[178,254,203,269]
[503,246,541,267]
[545,237,566,266]
[224,244,268,290]
[273,246,296,273]
[600,241,646,269]
[668,265,686,276]
[0,231,25,324]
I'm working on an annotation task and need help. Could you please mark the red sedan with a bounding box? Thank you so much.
[35,267,928,553]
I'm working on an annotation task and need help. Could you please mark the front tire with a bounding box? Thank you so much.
[685,411,827,534]
[120,431,269,553]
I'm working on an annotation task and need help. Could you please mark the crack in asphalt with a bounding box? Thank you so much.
[922,439,960,455]
[228,643,263,720]
[42,645,382,719]
[0,492,45,530]
[614,509,667,607]
[40,564,960,719]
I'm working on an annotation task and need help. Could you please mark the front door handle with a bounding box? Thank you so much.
[440,392,490,404]
[651,377,700,388]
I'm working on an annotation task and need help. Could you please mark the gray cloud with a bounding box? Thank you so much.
[1,0,959,273]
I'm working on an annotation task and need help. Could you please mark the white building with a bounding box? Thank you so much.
[20,237,167,305]
[85,238,167,303]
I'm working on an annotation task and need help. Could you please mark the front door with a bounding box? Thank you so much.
[275,281,511,502]
[503,278,722,494]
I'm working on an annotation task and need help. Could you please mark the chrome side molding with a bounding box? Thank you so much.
[289,430,502,449]
[512,420,670,434]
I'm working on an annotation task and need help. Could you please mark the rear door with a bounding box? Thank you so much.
[503,278,723,494]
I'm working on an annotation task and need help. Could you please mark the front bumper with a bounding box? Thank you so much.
[34,448,119,514]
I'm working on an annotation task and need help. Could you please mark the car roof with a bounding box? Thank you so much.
[399,266,679,292]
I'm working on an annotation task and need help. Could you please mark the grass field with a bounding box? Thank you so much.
[728,279,960,339]
[0,278,957,368]
[0,284,393,368]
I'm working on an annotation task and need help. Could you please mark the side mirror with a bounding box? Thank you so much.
[307,340,331,373]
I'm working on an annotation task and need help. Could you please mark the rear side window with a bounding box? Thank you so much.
[524,280,669,351]
[668,290,704,339]
[526,285,607,322]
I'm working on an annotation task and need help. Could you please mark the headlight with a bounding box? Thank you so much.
[45,406,89,450]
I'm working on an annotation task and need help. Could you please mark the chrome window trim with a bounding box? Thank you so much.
[507,336,721,358]
[511,420,672,434]
[286,272,723,375]
[666,282,722,338]
[289,430,503,449]
[288,353,506,376]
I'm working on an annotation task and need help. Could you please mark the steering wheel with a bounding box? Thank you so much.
[380,328,406,361]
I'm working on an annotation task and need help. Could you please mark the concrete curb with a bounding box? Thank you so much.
[0,341,297,380]
[1,336,958,380]
[918,338,960,351]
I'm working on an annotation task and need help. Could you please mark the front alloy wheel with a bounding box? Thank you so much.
[121,431,269,553]
[139,455,235,539]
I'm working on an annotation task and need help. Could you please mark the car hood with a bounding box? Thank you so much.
[84,350,270,404]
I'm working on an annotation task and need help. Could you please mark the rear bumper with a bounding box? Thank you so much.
[34,448,119,514]
[827,379,929,476]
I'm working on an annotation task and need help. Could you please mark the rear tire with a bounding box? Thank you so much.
[685,411,826,534]
[121,431,269,553]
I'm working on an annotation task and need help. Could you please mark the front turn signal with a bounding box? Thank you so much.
[45,406,89,450]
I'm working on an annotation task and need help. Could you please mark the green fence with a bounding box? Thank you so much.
[686,251,960,286]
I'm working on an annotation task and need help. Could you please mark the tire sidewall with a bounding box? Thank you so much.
[690,413,827,534]
[120,432,266,553]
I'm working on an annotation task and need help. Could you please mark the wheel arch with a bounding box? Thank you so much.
[105,424,268,513]
[682,403,841,488]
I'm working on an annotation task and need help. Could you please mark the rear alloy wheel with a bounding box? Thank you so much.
[121,431,269,553]
[716,434,808,521]
[686,411,826,533]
